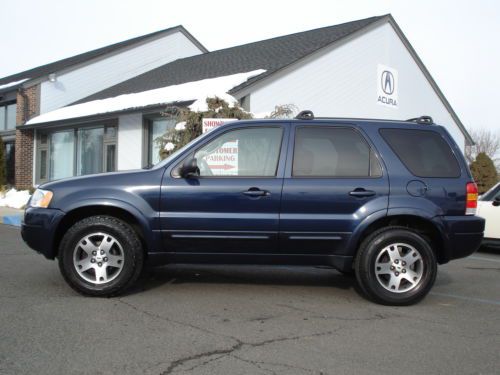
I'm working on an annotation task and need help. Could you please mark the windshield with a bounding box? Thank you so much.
[147,131,215,169]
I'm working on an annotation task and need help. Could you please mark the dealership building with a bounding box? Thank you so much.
[0,14,472,189]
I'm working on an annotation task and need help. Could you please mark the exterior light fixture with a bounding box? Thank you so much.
[48,73,57,82]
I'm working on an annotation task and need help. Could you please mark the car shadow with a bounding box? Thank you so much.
[123,264,362,297]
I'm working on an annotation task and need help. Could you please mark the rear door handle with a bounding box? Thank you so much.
[349,189,376,198]
[242,188,270,197]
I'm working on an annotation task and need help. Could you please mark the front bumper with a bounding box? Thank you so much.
[435,215,485,263]
[21,207,65,259]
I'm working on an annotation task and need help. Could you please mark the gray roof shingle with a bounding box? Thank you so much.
[0,25,206,87]
[76,16,384,103]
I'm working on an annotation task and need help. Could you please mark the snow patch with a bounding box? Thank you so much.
[0,189,31,209]
[175,121,186,131]
[26,70,266,125]
[0,78,29,91]
[164,142,175,151]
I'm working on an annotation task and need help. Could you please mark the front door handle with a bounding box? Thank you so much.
[349,189,376,198]
[242,188,270,197]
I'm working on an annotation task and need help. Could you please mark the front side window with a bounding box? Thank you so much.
[380,129,460,178]
[292,127,381,177]
[481,184,500,201]
[194,127,283,177]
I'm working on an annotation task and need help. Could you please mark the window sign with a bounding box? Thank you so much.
[201,118,238,175]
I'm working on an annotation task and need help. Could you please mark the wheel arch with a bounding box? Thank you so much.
[53,202,155,259]
[349,213,447,264]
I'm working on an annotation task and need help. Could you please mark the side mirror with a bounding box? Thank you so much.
[493,197,500,207]
[179,158,200,179]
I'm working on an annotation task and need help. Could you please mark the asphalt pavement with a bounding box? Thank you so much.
[0,224,499,375]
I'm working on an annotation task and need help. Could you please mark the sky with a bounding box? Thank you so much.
[1,0,499,133]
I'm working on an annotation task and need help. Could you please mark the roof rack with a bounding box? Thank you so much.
[406,115,433,125]
[295,110,315,120]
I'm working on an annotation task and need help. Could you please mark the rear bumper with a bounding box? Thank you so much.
[21,207,65,259]
[435,215,485,262]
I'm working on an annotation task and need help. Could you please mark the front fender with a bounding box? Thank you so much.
[62,198,159,254]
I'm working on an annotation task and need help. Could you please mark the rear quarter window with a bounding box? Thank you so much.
[380,128,460,178]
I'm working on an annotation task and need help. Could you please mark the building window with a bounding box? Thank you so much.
[4,141,15,185]
[77,127,104,175]
[147,118,175,166]
[49,130,75,180]
[37,124,117,184]
[0,103,16,131]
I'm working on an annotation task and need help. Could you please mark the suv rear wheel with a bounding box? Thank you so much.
[58,216,144,296]
[355,227,437,305]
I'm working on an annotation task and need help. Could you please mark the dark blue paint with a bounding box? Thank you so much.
[21,118,485,271]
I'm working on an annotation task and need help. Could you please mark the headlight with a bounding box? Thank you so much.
[30,189,54,208]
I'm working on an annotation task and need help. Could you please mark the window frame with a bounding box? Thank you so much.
[0,101,16,132]
[171,125,287,179]
[36,121,117,184]
[291,125,383,179]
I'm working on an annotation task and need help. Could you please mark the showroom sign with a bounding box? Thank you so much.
[202,118,235,133]
[202,118,238,176]
[377,64,398,108]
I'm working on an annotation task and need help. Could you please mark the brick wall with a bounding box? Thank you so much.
[15,84,40,189]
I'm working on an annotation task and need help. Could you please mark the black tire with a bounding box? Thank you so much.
[58,216,144,297]
[355,226,437,306]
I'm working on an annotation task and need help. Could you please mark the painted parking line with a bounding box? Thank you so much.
[430,292,500,306]
[468,255,500,263]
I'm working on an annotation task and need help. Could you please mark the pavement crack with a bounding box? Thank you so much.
[117,298,236,340]
[276,303,393,321]
[232,354,322,374]
[160,342,244,375]
[159,330,340,374]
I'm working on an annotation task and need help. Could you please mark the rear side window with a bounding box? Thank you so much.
[380,129,460,178]
[292,127,382,177]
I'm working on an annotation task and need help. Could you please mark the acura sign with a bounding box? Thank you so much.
[377,64,398,108]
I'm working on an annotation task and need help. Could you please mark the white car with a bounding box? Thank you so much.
[477,182,500,248]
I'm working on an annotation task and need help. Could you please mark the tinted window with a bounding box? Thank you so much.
[195,127,283,177]
[380,129,460,178]
[292,127,382,177]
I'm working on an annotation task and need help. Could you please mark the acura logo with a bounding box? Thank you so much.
[381,70,395,95]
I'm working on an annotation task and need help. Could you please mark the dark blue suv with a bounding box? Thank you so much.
[21,113,485,305]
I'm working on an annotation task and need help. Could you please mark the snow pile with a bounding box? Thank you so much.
[26,70,266,125]
[0,78,29,91]
[0,189,31,209]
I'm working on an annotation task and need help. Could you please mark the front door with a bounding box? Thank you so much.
[160,124,288,255]
[280,124,389,255]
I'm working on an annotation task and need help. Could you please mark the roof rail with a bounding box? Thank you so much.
[295,110,315,120]
[406,115,433,125]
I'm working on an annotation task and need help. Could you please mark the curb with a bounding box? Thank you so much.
[0,215,22,227]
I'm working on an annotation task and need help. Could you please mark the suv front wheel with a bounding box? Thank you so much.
[355,227,437,305]
[58,216,144,296]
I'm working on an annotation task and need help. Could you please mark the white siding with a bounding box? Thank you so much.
[247,22,466,149]
[40,32,203,113]
[117,113,143,170]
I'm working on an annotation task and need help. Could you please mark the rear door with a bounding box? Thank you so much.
[280,124,389,255]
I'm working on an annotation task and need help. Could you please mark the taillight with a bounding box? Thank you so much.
[466,182,478,215]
